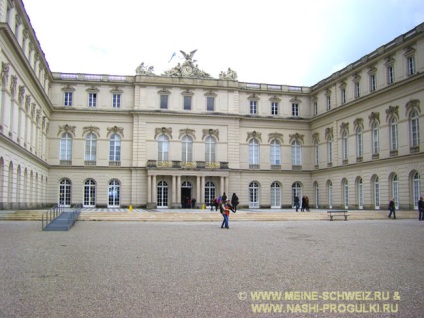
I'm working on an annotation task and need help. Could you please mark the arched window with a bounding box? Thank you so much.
[410,110,420,148]
[372,122,380,155]
[327,136,333,163]
[390,117,398,151]
[205,136,216,162]
[270,182,281,208]
[108,179,120,207]
[157,181,168,208]
[249,139,260,166]
[60,132,72,161]
[356,127,363,157]
[343,179,349,209]
[84,179,96,207]
[413,172,420,209]
[270,140,281,165]
[249,182,260,208]
[59,178,71,207]
[357,178,363,209]
[291,141,302,166]
[158,134,169,161]
[182,135,193,162]
[374,176,380,209]
[342,132,348,160]
[109,133,121,161]
[85,133,97,162]
[314,182,319,208]
[314,141,319,166]
[391,174,399,209]
[292,182,302,207]
[204,181,216,206]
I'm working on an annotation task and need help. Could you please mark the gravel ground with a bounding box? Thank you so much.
[1,220,423,318]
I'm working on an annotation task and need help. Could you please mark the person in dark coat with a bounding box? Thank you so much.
[388,198,396,219]
[231,193,239,213]
[418,196,424,221]
[301,196,306,212]
[294,195,300,212]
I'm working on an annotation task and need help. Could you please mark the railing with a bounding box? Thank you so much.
[42,205,65,230]
[67,203,82,229]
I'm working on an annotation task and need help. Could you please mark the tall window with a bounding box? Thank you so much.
[60,132,72,161]
[160,95,169,109]
[390,117,398,151]
[84,179,96,207]
[112,94,121,108]
[326,96,331,111]
[271,102,278,115]
[327,137,333,163]
[270,182,281,208]
[85,133,97,162]
[374,177,380,209]
[354,82,360,98]
[59,178,71,206]
[157,181,168,208]
[407,56,416,76]
[328,181,333,209]
[314,182,319,208]
[356,128,363,158]
[291,141,301,165]
[343,179,349,209]
[64,92,73,106]
[204,181,216,206]
[372,122,380,155]
[249,181,260,208]
[342,131,348,160]
[108,179,120,207]
[206,96,215,111]
[370,74,376,92]
[249,139,259,166]
[313,101,318,115]
[292,103,299,117]
[270,140,281,165]
[205,136,216,162]
[314,141,319,166]
[88,93,97,107]
[387,65,394,84]
[109,133,121,161]
[184,96,192,110]
[292,182,302,207]
[392,174,399,209]
[357,178,363,209]
[250,100,257,115]
[410,110,420,147]
[182,135,193,162]
[413,172,420,209]
[158,135,169,161]
[341,88,346,104]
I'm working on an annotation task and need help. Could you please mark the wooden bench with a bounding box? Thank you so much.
[327,210,349,221]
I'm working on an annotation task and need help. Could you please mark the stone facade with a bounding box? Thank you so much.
[0,1,423,210]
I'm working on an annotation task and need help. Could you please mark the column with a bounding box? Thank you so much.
[172,175,176,205]
[201,176,205,206]
[220,177,224,196]
[152,175,157,203]
[177,176,181,205]
[196,176,200,206]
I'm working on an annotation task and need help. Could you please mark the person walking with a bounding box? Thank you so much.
[388,198,396,219]
[220,200,231,229]
[305,196,310,212]
[301,196,306,212]
[222,192,227,203]
[418,196,424,221]
[294,195,300,212]
[191,197,196,209]
[231,193,239,213]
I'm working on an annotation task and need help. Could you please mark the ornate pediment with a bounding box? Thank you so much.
[83,126,100,137]
[289,133,304,144]
[268,133,284,143]
[325,127,333,140]
[368,112,380,125]
[162,50,211,79]
[385,105,399,121]
[107,126,124,137]
[247,131,262,142]
[202,129,219,141]
[155,127,173,139]
[179,128,196,140]
[58,124,76,136]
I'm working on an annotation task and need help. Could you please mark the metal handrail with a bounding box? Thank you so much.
[67,203,82,229]
[42,205,65,230]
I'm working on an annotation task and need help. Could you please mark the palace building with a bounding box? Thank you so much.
[0,1,423,210]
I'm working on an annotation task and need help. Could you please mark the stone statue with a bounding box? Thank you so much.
[136,62,155,75]
[219,67,238,80]
[179,49,197,63]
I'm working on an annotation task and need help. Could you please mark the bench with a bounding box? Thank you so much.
[327,210,349,221]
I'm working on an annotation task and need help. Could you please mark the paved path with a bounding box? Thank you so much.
[1,220,423,317]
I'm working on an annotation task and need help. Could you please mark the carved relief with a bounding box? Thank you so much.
[25,95,31,113]
[268,133,284,143]
[154,127,172,139]
[385,105,399,121]
[325,127,333,140]
[179,128,196,140]
[353,118,363,130]
[289,133,304,144]
[1,62,10,84]
[82,126,100,137]
[312,132,320,143]
[202,128,219,141]
[340,122,350,134]
[58,124,76,136]
[247,131,262,142]
[18,86,25,104]
[10,75,17,95]
[368,112,380,125]
[405,99,421,115]
[107,126,124,137]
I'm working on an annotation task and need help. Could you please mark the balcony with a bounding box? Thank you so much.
[147,160,229,170]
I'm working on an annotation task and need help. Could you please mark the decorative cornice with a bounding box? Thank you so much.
[158,88,171,95]
[155,127,172,139]
[202,128,219,141]
[61,84,75,92]
[268,132,284,143]
[107,126,124,137]
[247,131,262,142]
[86,86,99,92]
[179,128,196,140]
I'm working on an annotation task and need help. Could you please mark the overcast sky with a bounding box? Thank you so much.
[23,0,424,86]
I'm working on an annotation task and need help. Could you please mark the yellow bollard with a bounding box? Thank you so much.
[202,204,205,210]
[129,205,133,212]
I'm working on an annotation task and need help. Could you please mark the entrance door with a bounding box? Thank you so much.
[270,182,281,208]
[181,181,192,208]
[249,182,259,208]
[157,181,168,208]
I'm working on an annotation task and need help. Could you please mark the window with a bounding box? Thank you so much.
[157,95,168,109]
[326,96,331,110]
[356,128,363,157]
[407,56,416,76]
[341,88,346,104]
[374,177,380,209]
[249,182,260,208]
[413,172,420,209]
[343,179,349,209]
[390,117,398,151]
[372,122,380,155]
[358,178,363,209]
[292,182,302,207]
[410,110,420,147]
[270,182,281,208]
[183,96,192,110]
[314,142,319,166]
[60,132,72,161]
[250,100,257,115]
[85,133,97,162]
[109,133,121,161]
[88,93,97,107]
[342,132,348,160]
[327,137,333,163]
[271,102,278,115]
[157,180,168,208]
[59,178,71,206]
[206,96,215,111]
[387,65,394,84]
[64,92,73,106]
[84,179,96,207]
[313,101,318,115]
[291,141,301,165]
[182,135,193,162]
[112,94,121,108]
[292,103,299,117]
[392,175,399,209]
[370,74,376,92]
[270,140,281,165]
[108,179,120,207]
[314,182,319,208]
[205,136,216,162]
[158,135,169,161]
[328,181,333,209]
[249,139,259,165]
[354,82,360,98]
